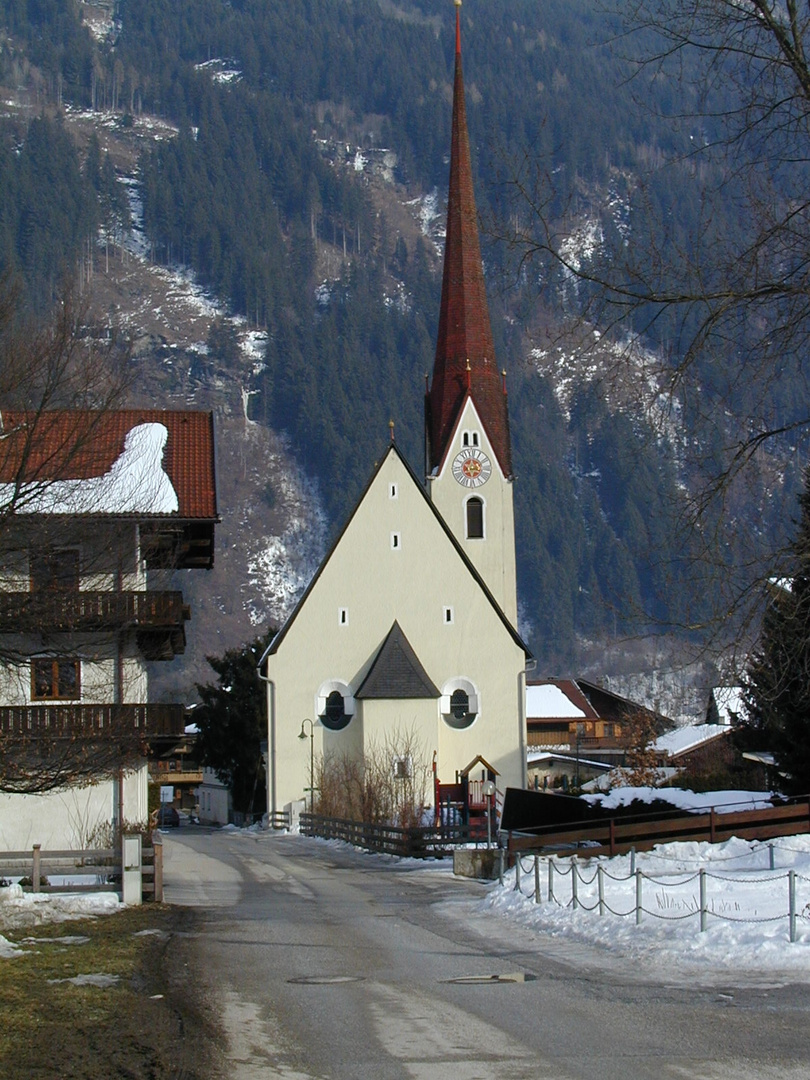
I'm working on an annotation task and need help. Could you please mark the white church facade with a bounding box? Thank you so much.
[260,1,531,817]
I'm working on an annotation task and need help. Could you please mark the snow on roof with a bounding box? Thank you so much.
[654,723,730,758]
[0,423,179,515]
[526,682,587,719]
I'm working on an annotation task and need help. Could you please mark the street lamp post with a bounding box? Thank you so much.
[298,718,315,817]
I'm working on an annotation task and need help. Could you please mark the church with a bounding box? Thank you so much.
[260,1,531,817]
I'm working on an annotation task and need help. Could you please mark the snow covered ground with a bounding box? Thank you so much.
[485,833,810,976]
[4,789,810,977]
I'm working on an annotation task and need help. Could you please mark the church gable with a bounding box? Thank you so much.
[265,441,527,661]
[355,621,440,700]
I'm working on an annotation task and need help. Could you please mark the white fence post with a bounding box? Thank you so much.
[789,870,797,943]
[635,869,643,925]
[534,855,541,904]
[122,833,142,906]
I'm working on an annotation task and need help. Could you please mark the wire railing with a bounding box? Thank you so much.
[507,840,810,943]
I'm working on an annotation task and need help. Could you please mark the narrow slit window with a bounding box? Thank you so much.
[339,608,349,626]
[466,497,484,539]
[391,532,401,550]
[444,606,454,624]
[389,483,398,499]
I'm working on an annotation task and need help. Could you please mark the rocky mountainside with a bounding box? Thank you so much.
[1,0,790,716]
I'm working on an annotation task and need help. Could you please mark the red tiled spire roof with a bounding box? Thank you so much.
[427,3,512,476]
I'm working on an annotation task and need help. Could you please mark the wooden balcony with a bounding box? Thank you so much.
[0,702,186,739]
[0,590,189,659]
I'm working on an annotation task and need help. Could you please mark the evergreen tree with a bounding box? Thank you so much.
[743,473,810,795]
[195,632,275,816]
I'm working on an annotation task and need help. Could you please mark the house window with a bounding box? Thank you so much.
[389,483,398,499]
[391,532,401,550]
[604,722,614,738]
[466,497,484,539]
[31,549,79,591]
[443,606,454,624]
[392,755,413,780]
[32,658,80,700]
[338,607,349,626]
[320,689,351,731]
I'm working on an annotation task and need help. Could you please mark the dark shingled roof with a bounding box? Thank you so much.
[427,8,512,477]
[355,622,440,700]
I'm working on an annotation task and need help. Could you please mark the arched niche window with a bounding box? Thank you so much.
[466,496,484,539]
[316,680,355,732]
[441,678,479,730]
[461,430,480,449]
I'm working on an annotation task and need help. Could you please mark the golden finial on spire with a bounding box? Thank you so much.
[389,419,395,442]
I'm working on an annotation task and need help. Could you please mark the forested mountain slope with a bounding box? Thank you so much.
[0,0,795,697]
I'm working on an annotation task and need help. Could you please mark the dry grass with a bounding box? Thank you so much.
[0,904,220,1079]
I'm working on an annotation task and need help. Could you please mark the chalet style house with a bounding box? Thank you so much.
[0,409,217,849]
[260,3,531,818]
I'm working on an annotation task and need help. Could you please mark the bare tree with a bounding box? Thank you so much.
[503,1,810,646]
[0,272,140,794]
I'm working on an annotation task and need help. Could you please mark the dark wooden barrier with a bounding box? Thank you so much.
[300,813,485,858]
[506,797,810,857]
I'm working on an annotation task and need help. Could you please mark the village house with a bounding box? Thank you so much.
[0,409,217,849]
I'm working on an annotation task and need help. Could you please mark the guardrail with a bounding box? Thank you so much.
[506,797,810,857]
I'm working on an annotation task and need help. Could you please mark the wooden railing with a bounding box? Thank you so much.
[0,702,186,737]
[506,797,810,858]
[300,813,491,858]
[0,590,189,631]
[0,836,163,902]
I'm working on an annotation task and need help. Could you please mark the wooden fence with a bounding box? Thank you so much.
[506,797,810,858]
[300,812,491,857]
[0,835,163,902]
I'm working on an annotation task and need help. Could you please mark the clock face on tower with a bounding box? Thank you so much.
[452,447,492,487]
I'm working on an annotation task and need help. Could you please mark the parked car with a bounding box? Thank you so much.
[157,804,180,828]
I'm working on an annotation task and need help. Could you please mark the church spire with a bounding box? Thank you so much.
[427,0,512,477]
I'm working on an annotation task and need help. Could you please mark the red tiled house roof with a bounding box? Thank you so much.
[0,409,217,567]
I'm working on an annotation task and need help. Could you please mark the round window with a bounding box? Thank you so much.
[320,689,351,731]
[445,688,476,729]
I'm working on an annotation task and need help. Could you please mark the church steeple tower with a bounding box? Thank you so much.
[427,0,512,479]
[427,0,517,624]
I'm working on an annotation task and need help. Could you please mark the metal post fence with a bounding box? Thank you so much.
[572,860,579,910]
[548,859,555,905]
[534,855,541,904]
[789,870,797,943]
[635,869,643,925]
[700,869,707,932]
[598,865,605,916]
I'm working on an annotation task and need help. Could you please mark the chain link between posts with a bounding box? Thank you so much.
[508,850,810,942]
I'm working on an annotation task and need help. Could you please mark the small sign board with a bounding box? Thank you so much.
[160,785,174,803]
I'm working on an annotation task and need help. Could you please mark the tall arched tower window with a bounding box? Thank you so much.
[466,496,484,539]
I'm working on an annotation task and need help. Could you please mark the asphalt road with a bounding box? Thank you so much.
[162,828,810,1080]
